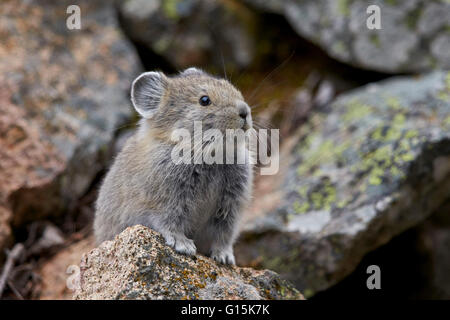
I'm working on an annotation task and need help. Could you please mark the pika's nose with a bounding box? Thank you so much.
[239,108,248,119]
[237,102,249,119]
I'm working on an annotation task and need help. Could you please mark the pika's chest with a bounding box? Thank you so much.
[189,164,248,217]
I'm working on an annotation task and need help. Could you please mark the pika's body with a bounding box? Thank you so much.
[94,68,253,264]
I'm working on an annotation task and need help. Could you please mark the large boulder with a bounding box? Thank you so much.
[73,225,304,300]
[242,0,450,73]
[0,0,141,253]
[235,71,450,297]
[117,0,256,72]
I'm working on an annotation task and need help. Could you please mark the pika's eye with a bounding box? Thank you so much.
[199,95,211,106]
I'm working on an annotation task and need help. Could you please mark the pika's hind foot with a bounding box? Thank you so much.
[162,232,197,256]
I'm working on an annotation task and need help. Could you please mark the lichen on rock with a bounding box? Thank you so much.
[235,71,450,297]
[73,225,304,300]
[243,0,450,73]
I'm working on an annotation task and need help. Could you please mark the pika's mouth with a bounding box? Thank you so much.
[242,117,252,130]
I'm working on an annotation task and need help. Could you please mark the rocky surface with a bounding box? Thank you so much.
[235,71,450,297]
[117,0,256,72]
[243,0,450,73]
[0,0,141,253]
[36,236,94,300]
[74,225,304,300]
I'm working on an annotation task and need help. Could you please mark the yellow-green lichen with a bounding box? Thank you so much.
[293,201,310,214]
[385,96,402,110]
[368,167,384,185]
[437,72,450,101]
[438,91,450,102]
[400,152,415,162]
[297,139,334,176]
[443,115,450,127]
[337,0,350,16]
[295,93,427,211]
[321,182,337,210]
[404,129,418,139]
[337,198,350,209]
[390,166,402,178]
[393,113,406,126]
[297,186,308,198]
[342,99,373,124]
[297,133,353,177]
[371,125,402,142]
[162,0,180,20]
[360,129,417,185]
[295,179,338,212]
[311,192,324,210]
[445,71,450,90]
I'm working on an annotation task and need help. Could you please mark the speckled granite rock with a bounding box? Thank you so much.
[117,0,256,72]
[243,0,450,73]
[235,71,450,297]
[73,225,304,300]
[0,0,141,252]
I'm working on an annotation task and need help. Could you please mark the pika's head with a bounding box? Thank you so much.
[131,68,252,140]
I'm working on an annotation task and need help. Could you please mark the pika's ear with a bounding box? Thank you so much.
[181,67,205,76]
[131,71,168,118]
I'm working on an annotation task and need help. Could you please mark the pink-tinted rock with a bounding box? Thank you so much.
[0,0,141,252]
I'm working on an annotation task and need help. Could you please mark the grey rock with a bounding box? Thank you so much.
[117,0,256,72]
[235,71,450,297]
[243,0,450,73]
[73,225,304,300]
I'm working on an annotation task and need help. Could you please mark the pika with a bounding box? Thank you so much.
[94,68,253,264]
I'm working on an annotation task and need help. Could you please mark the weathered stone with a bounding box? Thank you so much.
[74,225,304,300]
[0,0,141,253]
[242,0,450,73]
[117,0,256,72]
[36,236,95,300]
[235,71,450,297]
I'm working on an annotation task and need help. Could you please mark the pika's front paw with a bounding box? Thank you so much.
[210,248,235,265]
[163,233,197,256]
